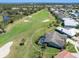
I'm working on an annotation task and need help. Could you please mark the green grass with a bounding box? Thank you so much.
[0,16,3,24]
[0,9,51,46]
[0,16,3,21]
[66,43,76,53]
[0,9,59,58]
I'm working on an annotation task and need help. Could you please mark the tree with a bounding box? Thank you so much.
[53,22,59,27]
[19,38,25,46]
[76,25,79,29]
[40,43,47,57]
[33,51,42,58]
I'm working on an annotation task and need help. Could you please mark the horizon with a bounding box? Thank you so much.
[0,0,79,3]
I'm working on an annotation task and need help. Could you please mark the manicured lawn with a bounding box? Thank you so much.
[0,9,59,58]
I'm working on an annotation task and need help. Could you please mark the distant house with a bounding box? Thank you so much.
[39,31,67,49]
[50,8,55,12]
[22,8,27,10]
[55,50,76,58]
[12,7,20,10]
[62,18,78,28]
[70,11,79,17]
[53,10,59,15]
[56,27,77,37]
[53,10,66,20]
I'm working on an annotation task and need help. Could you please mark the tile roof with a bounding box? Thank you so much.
[55,50,76,58]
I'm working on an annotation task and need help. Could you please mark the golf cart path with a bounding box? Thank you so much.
[0,41,13,58]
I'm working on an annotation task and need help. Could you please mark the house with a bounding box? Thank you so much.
[55,50,76,58]
[53,10,59,15]
[70,10,79,17]
[39,31,67,49]
[56,27,77,37]
[50,8,55,12]
[12,7,20,10]
[53,10,64,20]
[62,18,78,28]
[22,8,27,10]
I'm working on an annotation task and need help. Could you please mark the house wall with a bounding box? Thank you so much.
[47,42,64,49]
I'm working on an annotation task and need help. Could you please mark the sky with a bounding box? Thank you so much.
[0,0,79,3]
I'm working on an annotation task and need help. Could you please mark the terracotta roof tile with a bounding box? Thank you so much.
[55,50,76,58]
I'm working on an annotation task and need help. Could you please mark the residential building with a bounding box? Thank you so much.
[39,31,67,49]
[62,18,78,28]
[56,27,77,37]
[12,7,20,10]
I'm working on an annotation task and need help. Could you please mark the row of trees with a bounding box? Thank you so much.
[0,5,46,30]
[0,4,45,16]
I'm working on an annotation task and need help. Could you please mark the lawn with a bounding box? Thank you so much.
[66,42,77,53]
[0,16,3,22]
[0,16,3,25]
[0,9,59,58]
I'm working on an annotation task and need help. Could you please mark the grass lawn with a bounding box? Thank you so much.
[0,9,60,58]
[66,43,77,53]
[0,16,3,22]
[0,15,3,25]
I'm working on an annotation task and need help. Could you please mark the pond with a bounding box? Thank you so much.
[3,16,10,22]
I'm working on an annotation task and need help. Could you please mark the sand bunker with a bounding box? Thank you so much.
[42,19,50,22]
[0,41,13,58]
[24,20,29,22]
[28,15,32,18]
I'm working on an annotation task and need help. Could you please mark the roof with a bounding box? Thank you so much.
[44,31,67,48]
[64,20,78,27]
[50,8,55,11]
[55,50,76,58]
[62,18,79,27]
[62,18,72,21]
[71,11,79,17]
[56,27,77,37]
[54,10,59,14]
